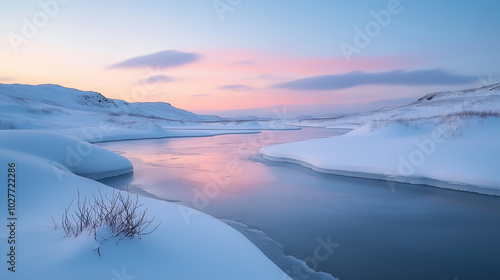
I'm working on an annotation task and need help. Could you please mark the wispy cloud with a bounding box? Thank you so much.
[217,84,254,91]
[139,74,175,85]
[109,50,202,69]
[191,94,208,97]
[273,69,476,91]
[197,50,416,77]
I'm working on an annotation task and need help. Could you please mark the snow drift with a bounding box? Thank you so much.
[0,83,296,141]
[262,116,500,195]
[0,130,290,279]
[288,83,500,128]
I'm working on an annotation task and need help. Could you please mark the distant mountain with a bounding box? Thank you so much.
[0,83,225,130]
[288,83,500,128]
[0,83,221,122]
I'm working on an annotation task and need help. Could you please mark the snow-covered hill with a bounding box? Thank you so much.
[262,83,500,195]
[0,84,300,279]
[0,83,301,142]
[0,131,291,280]
[262,117,500,195]
[288,83,500,128]
[0,83,221,129]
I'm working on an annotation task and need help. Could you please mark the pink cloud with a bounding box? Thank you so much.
[111,49,423,112]
[188,50,419,77]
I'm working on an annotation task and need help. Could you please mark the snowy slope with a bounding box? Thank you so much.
[0,83,296,141]
[262,117,500,195]
[288,83,500,128]
[262,84,500,195]
[0,83,221,121]
[0,83,298,279]
[0,83,221,131]
[0,131,290,280]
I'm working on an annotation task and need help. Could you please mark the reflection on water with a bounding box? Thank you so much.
[98,128,500,280]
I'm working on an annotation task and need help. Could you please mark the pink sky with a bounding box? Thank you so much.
[1,1,498,117]
[0,44,481,117]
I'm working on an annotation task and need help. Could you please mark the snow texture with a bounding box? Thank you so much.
[0,131,290,279]
[0,83,296,142]
[261,83,500,195]
[286,83,500,129]
[0,83,292,279]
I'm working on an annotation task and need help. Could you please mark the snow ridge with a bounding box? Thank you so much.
[287,83,500,129]
[262,83,500,196]
[0,83,221,121]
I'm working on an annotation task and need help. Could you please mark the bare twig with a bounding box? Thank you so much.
[59,189,161,244]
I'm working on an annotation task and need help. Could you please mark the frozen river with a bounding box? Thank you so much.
[98,127,500,280]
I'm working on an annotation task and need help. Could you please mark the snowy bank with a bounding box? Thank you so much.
[0,131,290,279]
[0,130,133,179]
[261,117,500,196]
[54,126,263,143]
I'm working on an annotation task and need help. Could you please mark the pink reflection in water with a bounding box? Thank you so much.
[99,128,343,202]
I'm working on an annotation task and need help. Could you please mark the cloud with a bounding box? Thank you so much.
[109,50,202,69]
[217,84,254,91]
[191,94,208,97]
[139,74,175,85]
[272,69,476,91]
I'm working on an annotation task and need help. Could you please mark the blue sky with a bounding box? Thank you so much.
[1,0,499,116]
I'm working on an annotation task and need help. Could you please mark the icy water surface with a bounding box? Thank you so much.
[98,128,500,280]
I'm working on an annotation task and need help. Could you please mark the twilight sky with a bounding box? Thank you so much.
[1,0,499,117]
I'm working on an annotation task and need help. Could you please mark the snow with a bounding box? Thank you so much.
[262,116,500,196]
[0,83,294,279]
[0,83,297,141]
[260,83,500,195]
[0,131,290,279]
[286,83,500,129]
[162,120,300,131]
[0,130,133,179]
[54,126,263,143]
[3,80,497,279]
[0,83,222,121]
